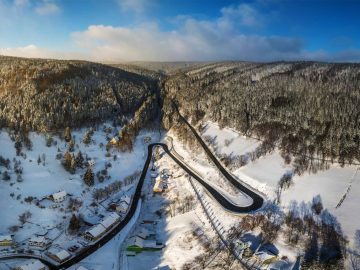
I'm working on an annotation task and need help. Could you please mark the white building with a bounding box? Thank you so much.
[46,247,71,263]
[84,212,120,241]
[84,224,106,241]
[116,201,129,214]
[28,236,49,249]
[0,234,13,246]
[153,177,166,193]
[51,190,67,203]
[137,227,155,240]
[100,212,120,229]
[132,236,163,250]
[14,259,47,270]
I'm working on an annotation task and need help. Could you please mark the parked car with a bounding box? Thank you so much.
[67,245,79,252]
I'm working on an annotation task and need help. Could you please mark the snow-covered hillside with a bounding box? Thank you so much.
[201,121,360,245]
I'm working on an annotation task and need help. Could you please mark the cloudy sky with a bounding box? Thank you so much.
[0,0,359,62]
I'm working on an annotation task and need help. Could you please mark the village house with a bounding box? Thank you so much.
[0,234,13,246]
[84,224,106,241]
[50,190,67,203]
[100,212,120,230]
[115,201,129,214]
[46,247,71,263]
[84,212,120,241]
[153,177,167,193]
[28,236,50,250]
[14,259,47,270]
[137,227,155,240]
[127,236,163,252]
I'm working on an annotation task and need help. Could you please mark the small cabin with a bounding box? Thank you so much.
[28,236,50,249]
[127,236,163,252]
[46,247,71,263]
[84,224,106,241]
[51,190,67,203]
[116,202,129,214]
[0,235,13,246]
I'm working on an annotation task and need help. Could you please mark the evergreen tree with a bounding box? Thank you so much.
[83,168,94,186]
[46,136,53,147]
[75,151,84,168]
[63,152,72,171]
[70,155,76,174]
[64,127,72,142]
[68,139,75,152]
[2,171,11,181]
[83,131,91,145]
[68,214,80,232]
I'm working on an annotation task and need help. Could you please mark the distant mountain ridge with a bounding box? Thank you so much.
[1,56,360,166]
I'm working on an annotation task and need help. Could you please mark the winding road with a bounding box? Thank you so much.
[0,114,264,270]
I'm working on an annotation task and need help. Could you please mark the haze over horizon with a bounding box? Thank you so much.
[0,0,359,62]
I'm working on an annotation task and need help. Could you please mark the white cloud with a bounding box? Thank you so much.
[220,3,262,27]
[35,0,60,15]
[14,0,29,8]
[1,3,359,62]
[70,13,304,62]
[117,0,148,14]
[0,44,84,59]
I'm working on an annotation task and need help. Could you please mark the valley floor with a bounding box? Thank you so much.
[1,119,359,269]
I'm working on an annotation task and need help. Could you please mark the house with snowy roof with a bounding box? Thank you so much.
[50,190,67,203]
[127,236,163,252]
[116,201,129,214]
[83,213,120,241]
[84,224,106,241]
[0,234,13,246]
[46,247,71,263]
[28,236,50,250]
[137,227,155,240]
